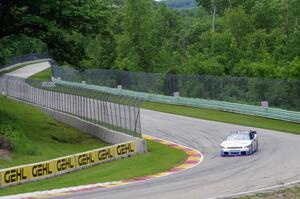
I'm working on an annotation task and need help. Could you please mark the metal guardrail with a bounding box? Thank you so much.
[52,66,300,112]
[0,76,142,137]
[1,56,299,124]
[52,78,300,123]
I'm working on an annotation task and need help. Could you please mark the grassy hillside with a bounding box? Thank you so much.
[0,91,187,196]
[0,96,107,169]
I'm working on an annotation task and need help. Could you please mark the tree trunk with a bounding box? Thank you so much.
[212,3,216,32]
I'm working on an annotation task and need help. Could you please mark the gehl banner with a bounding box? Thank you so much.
[0,141,136,188]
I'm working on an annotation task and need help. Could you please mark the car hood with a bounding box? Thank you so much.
[221,140,252,148]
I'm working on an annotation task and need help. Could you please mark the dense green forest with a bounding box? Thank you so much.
[1,0,300,80]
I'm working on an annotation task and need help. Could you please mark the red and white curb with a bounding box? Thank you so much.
[0,135,203,199]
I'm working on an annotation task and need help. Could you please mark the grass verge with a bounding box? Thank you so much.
[238,184,300,199]
[142,102,300,135]
[0,140,186,196]
[28,67,51,80]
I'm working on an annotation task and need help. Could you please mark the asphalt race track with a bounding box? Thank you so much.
[50,109,300,199]
[5,63,300,199]
[6,62,50,79]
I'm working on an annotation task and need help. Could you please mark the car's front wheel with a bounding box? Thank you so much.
[248,145,253,155]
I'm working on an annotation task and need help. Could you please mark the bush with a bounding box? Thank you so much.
[0,110,37,155]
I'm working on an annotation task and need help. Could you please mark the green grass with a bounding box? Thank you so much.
[238,184,300,199]
[142,102,300,135]
[0,140,186,196]
[0,96,186,196]
[0,96,107,169]
[28,67,51,80]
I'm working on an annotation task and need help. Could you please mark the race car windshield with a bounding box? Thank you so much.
[227,134,250,141]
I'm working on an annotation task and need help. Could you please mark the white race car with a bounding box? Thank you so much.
[220,130,258,156]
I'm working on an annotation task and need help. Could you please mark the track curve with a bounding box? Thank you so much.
[52,109,300,199]
[4,62,300,199]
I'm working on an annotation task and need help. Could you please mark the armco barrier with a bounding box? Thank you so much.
[0,141,136,188]
[0,75,147,154]
[52,78,300,123]
[1,75,142,138]
[40,105,146,154]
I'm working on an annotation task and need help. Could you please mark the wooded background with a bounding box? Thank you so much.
[1,0,299,80]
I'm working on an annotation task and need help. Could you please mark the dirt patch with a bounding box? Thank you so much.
[0,149,11,160]
[0,135,13,151]
[0,135,13,160]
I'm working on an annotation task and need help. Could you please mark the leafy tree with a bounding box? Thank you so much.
[251,0,282,33]
[278,57,300,79]
[282,0,300,37]
[115,0,156,71]
[224,7,254,46]
[0,0,113,66]
[285,27,300,60]
[195,0,246,31]
[79,34,116,69]
[1,0,300,83]
[0,34,47,64]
